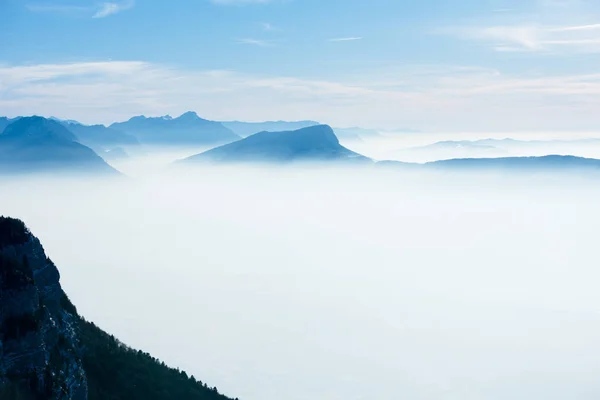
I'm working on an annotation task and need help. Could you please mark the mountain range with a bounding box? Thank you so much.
[0,216,236,400]
[111,112,239,146]
[379,155,600,172]
[427,155,600,171]
[395,138,600,162]
[0,117,119,175]
[61,121,140,152]
[3,114,600,175]
[181,124,370,164]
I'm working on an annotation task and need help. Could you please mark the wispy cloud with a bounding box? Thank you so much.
[26,0,134,18]
[328,37,363,42]
[93,0,135,18]
[444,0,600,53]
[448,23,600,52]
[236,38,275,47]
[262,22,280,32]
[3,61,600,131]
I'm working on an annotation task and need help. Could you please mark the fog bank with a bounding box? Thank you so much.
[1,168,599,400]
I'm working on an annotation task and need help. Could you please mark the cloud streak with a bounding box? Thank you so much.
[93,0,134,18]
[448,23,600,52]
[328,37,363,42]
[26,0,134,18]
[236,38,275,47]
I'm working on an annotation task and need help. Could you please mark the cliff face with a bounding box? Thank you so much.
[0,217,236,400]
[0,217,88,399]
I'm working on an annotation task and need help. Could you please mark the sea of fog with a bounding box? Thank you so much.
[342,131,600,163]
[1,164,600,400]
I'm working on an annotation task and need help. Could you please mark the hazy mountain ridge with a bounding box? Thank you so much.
[182,124,371,164]
[379,155,600,172]
[0,216,237,400]
[395,137,600,162]
[0,117,120,175]
[3,115,600,175]
[111,112,239,145]
[428,154,600,170]
[61,122,140,152]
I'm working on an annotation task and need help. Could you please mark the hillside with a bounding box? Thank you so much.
[0,216,237,400]
[0,117,119,175]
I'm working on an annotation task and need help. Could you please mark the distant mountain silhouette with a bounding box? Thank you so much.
[111,112,239,145]
[428,155,600,171]
[0,117,119,175]
[380,155,600,172]
[182,125,370,164]
[222,120,320,138]
[397,138,600,162]
[394,140,509,162]
[62,121,140,151]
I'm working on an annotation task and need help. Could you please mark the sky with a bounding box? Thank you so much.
[2,0,600,131]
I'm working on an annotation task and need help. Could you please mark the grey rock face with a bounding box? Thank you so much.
[0,218,88,399]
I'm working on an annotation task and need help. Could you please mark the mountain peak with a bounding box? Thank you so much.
[0,117,121,175]
[178,111,200,120]
[183,124,370,164]
[1,116,78,142]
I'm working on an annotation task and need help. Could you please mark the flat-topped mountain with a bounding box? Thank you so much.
[182,124,370,164]
[111,112,239,145]
[0,216,236,400]
[221,121,385,142]
[0,117,119,175]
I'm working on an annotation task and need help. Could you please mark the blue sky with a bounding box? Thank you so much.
[2,0,600,131]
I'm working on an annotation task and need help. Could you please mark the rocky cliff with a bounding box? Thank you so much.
[0,217,87,399]
[0,217,236,400]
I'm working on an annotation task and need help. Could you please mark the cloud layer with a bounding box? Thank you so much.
[454,23,600,52]
[1,60,600,131]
